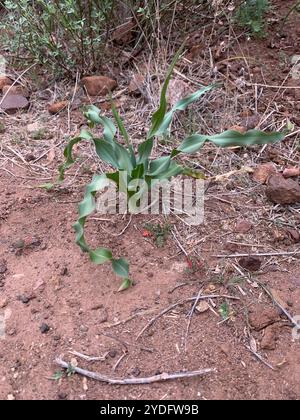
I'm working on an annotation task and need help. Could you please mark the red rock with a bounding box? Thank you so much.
[228,125,247,134]
[235,220,252,233]
[128,73,145,94]
[111,19,135,44]
[249,305,281,331]
[2,84,29,98]
[0,76,13,91]
[0,94,29,113]
[253,162,277,184]
[260,324,279,350]
[48,101,68,114]
[266,174,300,204]
[283,167,300,178]
[286,228,300,242]
[81,76,117,96]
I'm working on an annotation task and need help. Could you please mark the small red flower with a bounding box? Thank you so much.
[142,230,151,238]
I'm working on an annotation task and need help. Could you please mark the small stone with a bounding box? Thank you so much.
[253,163,277,184]
[7,394,15,401]
[79,325,88,333]
[108,349,117,358]
[0,260,7,274]
[81,76,117,96]
[235,220,252,234]
[0,94,29,113]
[195,301,210,314]
[27,122,41,133]
[282,167,300,178]
[58,392,68,400]
[60,267,68,276]
[130,367,141,377]
[0,298,8,308]
[48,101,68,114]
[0,76,13,91]
[228,125,247,133]
[112,19,135,44]
[40,323,50,334]
[17,294,35,304]
[266,174,300,204]
[261,324,278,350]
[128,73,146,94]
[2,84,29,97]
[249,305,281,331]
[99,309,108,324]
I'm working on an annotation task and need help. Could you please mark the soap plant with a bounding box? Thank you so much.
[59,50,284,291]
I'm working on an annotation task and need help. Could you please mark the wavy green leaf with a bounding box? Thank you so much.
[112,258,129,278]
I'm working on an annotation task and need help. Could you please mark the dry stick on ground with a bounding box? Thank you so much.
[213,250,300,258]
[136,294,240,340]
[258,282,298,328]
[69,350,109,362]
[55,358,214,385]
[244,345,276,371]
[184,288,203,352]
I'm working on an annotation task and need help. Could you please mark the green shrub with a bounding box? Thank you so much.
[0,0,115,77]
[59,49,284,291]
[235,0,269,37]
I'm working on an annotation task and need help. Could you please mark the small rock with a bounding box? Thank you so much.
[108,349,117,358]
[48,101,68,114]
[0,94,29,113]
[112,19,135,44]
[58,392,68,400]
[79,325,88,333]
[40,323,50,334]
[0,298,8,308]
[249,305,281,331]
[7,329,17,336]
[239,256,262,272]
[81,76,117,96]
[286,228,300,242]
[130,367,141,377]
[261,324,279,350]
[26,122,42,133]
[228,125,247,134]
[283,167,300,178]
[12,239,25,249]
[17,294,35,304]
[91,304,103,311]
[266,174,300,204]
[2,84,29,97]
[99,309,108,324]
[7,394,15,401]
[195,301,210,314]
[253,162,277,184]
[0,260,7,274]
[235,220,252,234]
[220,343,232,356]
[128,73,146,94]
[60,267,68,276]
[0,76,13,91]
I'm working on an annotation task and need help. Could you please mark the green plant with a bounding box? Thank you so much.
[0,0,115,76]
[59,49,284,291]
[144,222,171,248]
[235,0,269,37]
[219,301,230,320]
